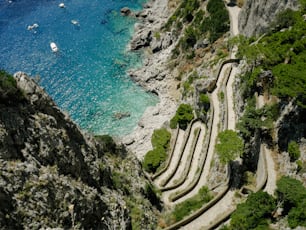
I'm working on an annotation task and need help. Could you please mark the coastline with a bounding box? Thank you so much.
[120,0,180,160]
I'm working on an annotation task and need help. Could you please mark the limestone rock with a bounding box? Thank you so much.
[120,7,132,16]
[239,0,299,37]
[151,32,173,53]
[130,29,152,50]
[0,72,158,229]
[195,78,217,93]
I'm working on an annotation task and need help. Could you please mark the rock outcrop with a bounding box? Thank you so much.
[0,72,157,229]
[239,0,299,37]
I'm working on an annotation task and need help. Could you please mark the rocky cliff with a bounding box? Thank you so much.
[0,72,158,229]
[239,0,299,37]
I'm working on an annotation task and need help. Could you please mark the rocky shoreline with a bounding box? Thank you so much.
[120,0,180,160]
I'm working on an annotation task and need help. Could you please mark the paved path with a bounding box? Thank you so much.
[166,121,203,187]
[162,122,206,205]
[257,95,277,195]
[154,129,185,187]
[181,190,236,230]
[174,63,231,204]
[264,145,277,195]
[178,5,242,229]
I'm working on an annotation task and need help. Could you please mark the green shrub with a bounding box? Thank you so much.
[199,93,210,109]
[143,147,166,173]
[287,200,306,228]
[172,186,213,221]
[276,176,306,228]
[216,130,244,165]
[296,160,303,172]
[95,135,117,154]
[205,0,230,42]
[170,104,194,130]
[143,128,171,173]
[151,128,171,150]
[288,141,301,161]
[0,70,23,103]
[230,191,276,229]
[276,176,306,211]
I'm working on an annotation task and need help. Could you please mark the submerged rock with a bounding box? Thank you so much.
[120,7,132,16]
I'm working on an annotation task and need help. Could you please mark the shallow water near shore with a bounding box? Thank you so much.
[0,0,158,136]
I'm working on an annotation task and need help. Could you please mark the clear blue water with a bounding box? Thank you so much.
[0,0,158,137]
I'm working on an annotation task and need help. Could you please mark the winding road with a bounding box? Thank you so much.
[150,3,277,229]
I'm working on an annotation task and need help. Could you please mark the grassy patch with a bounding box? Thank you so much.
[172,186,213,222]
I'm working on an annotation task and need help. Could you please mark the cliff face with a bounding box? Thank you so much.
[239,0,299,37]
[0,72,156,229]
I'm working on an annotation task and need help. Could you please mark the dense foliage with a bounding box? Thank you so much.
[198,93,210,112]
[234,3,306,108]
[170,104,194,130]
[143,128,171,173]
[95,135,117,154]
[237,97,279,140]
[216,130,244,165]
[172,186,213,222]
[226,177,306,229]
[166,0,229,58]
[287,140,301,161]
[205,0,230,42]
[0,70,23,104]
[230,191,276,229]
[276,176,306,228]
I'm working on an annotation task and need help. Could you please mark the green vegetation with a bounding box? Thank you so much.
[287,140,301,161]
[171,186,213,222]
[199,93,210,111]
[216,130,244,165]
[163,0,200,31]
[170,104,194,130]
[143,128,171,173]
[229,191,276,229]
[144,183,161,208]
[182,72,195,97]
[167,0,229,58]
[237,97,279,140]
[205,0,230,42]
[234,4,306,108]
[151,128,171,150]
[0,70,23,104]
[95,135,117,154]
[276,176,306,228]
[232,176,306,229]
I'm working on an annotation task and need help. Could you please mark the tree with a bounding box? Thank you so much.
[143,147,166,173]
[170,104,194,130]
[287,140,301,161]
[230,191,276,229]
[216,130,244,165]
[276,176,306,211]
[276,176,306,228]
[143,128,171,173]
[151,128,171,150]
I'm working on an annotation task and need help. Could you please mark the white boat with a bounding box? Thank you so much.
[59,3,65,8]
[50,42,59,52]
[71,20,79,25]
[27,23,39,30]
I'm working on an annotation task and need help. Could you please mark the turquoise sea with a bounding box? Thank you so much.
[0,0,158,136]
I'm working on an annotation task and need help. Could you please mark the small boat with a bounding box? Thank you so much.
[58,3,65,8]
[71,20,79,25]
[50,42,59,52]
[27,23,39,30]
